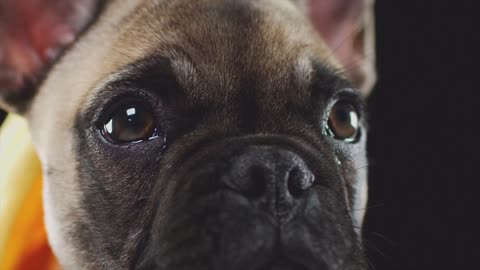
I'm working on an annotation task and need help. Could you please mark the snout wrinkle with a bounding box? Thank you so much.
[136,138,364,270]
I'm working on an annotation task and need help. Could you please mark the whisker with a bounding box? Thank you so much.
[363,238,387,258]
[354,164,371,171]
[322,12,366,63]
[332,22,363,56]
[110,46,137,61]
[364,253,377,270]
[337,47,376,75]
[348,203,384,213]
[370,232,397,247]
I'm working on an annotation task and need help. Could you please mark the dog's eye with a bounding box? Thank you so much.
[325,101,360,142]
[101,105,159,144]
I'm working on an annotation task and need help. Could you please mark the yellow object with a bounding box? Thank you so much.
[0,115,59,270]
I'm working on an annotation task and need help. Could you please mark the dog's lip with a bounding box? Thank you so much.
[193,192,329,270]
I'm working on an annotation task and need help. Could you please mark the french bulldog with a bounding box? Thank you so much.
[0,0,376,269]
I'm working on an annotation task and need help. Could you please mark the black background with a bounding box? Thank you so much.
[0,1,478,269]
[363,1,479,270]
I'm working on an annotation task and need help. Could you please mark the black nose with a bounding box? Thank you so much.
[222,146,315,221]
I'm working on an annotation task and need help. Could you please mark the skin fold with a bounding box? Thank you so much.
[0,0,376,269]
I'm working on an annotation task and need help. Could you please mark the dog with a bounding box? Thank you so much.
[0,0,376,269]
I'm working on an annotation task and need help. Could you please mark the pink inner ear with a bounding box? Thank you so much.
[308,0,363,71]
[0,0,98,93]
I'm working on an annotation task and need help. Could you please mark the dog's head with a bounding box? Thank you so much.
[0,0,376,269]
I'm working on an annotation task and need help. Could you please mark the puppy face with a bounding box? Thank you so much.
[1,0,375,269]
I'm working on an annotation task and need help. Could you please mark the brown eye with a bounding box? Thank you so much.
[326,101,360,142]
[101,105,158,144]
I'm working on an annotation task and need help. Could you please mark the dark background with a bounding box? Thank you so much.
[363,1,479,270]
[0,1,478,269]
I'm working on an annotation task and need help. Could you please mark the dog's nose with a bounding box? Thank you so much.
[222,146,315,221]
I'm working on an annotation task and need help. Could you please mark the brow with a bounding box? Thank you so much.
[309,60,356,96]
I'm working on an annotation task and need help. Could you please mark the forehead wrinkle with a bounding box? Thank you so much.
[80,54,183,117]
[119,0,318,107]
[170,56,199,97]
[90,0,339,115]
[295,54,314,95]
[159,1,262,105]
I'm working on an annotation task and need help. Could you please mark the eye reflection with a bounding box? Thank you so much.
[326,101,360,143]
[101,105,158,144]
[126,107,136,116]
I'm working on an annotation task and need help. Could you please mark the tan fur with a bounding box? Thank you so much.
[12,0,375,268]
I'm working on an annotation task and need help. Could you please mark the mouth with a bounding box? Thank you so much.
[135,192,361,270]
[133,142,365,270]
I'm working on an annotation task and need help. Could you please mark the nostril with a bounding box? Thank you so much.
[224,147,315,204]
[287,167,314,198]
[244,166,268,199]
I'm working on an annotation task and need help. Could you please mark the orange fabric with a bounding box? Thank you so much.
[3,175,60,270]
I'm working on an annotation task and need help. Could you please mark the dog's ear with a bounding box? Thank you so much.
[0,0,101,114]
[301,0,376,96]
